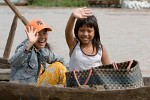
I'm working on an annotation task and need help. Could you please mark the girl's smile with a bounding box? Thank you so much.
[78,25,95,44]
[34,29,48,50]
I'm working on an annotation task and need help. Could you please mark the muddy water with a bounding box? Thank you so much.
[0,6,150,76]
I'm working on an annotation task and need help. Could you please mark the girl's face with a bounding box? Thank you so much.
[78,24,95,44]
[34,29,48,50]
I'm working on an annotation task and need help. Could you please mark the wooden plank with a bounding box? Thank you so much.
[0,68,10,81]
[0,81,150,100]
[0,58,10,69]
[3,15,18,60]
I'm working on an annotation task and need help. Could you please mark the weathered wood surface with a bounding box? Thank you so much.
[0,65,150,100]
[0,58,10,80]
[0,81,150,100]
[0,58,10,69]
[0,69,10,81]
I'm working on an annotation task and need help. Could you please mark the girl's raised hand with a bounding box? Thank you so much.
[72,7,92,19]
[25,26,39,44]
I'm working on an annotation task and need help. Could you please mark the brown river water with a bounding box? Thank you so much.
[0,5,150,76]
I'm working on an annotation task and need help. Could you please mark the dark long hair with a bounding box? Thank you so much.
[45,43,51,50]
[45,28,51,50]
[74,15,102,52]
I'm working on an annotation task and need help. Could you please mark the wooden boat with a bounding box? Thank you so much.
[0,59,150,100]
[0,1,150,99]
[0,67,150,100]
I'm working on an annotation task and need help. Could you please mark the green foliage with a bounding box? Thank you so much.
[28,0,89,7]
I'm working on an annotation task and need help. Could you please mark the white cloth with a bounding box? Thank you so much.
[122,0,150,9]
[69,41,102,71]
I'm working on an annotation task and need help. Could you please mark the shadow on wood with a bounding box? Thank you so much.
[0,81,150,100]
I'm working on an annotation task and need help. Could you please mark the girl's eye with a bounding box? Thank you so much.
[87,30,93,33]
[39,32,47,35]
[79,29,84,32]
[43,32,47,35]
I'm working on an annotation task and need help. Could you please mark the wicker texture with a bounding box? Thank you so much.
[66,60,144,90]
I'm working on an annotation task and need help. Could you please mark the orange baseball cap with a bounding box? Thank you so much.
[26,19,52,32]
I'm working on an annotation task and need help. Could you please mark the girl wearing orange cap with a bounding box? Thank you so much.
[9,19,67,86]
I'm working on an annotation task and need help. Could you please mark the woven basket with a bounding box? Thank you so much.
[66,60,144,90]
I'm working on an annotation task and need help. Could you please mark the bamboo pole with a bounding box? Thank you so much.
[2,0,30,60]
[0,0,29,68]
[4,0,29,26]
[3,15,18,60]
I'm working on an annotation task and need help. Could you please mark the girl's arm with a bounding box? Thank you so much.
[9,26,38,67]
[25,26,39,50]
[65,7,92,54]
[65,13,76,53]
[8,39,31,67]
[101,46,110,65]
